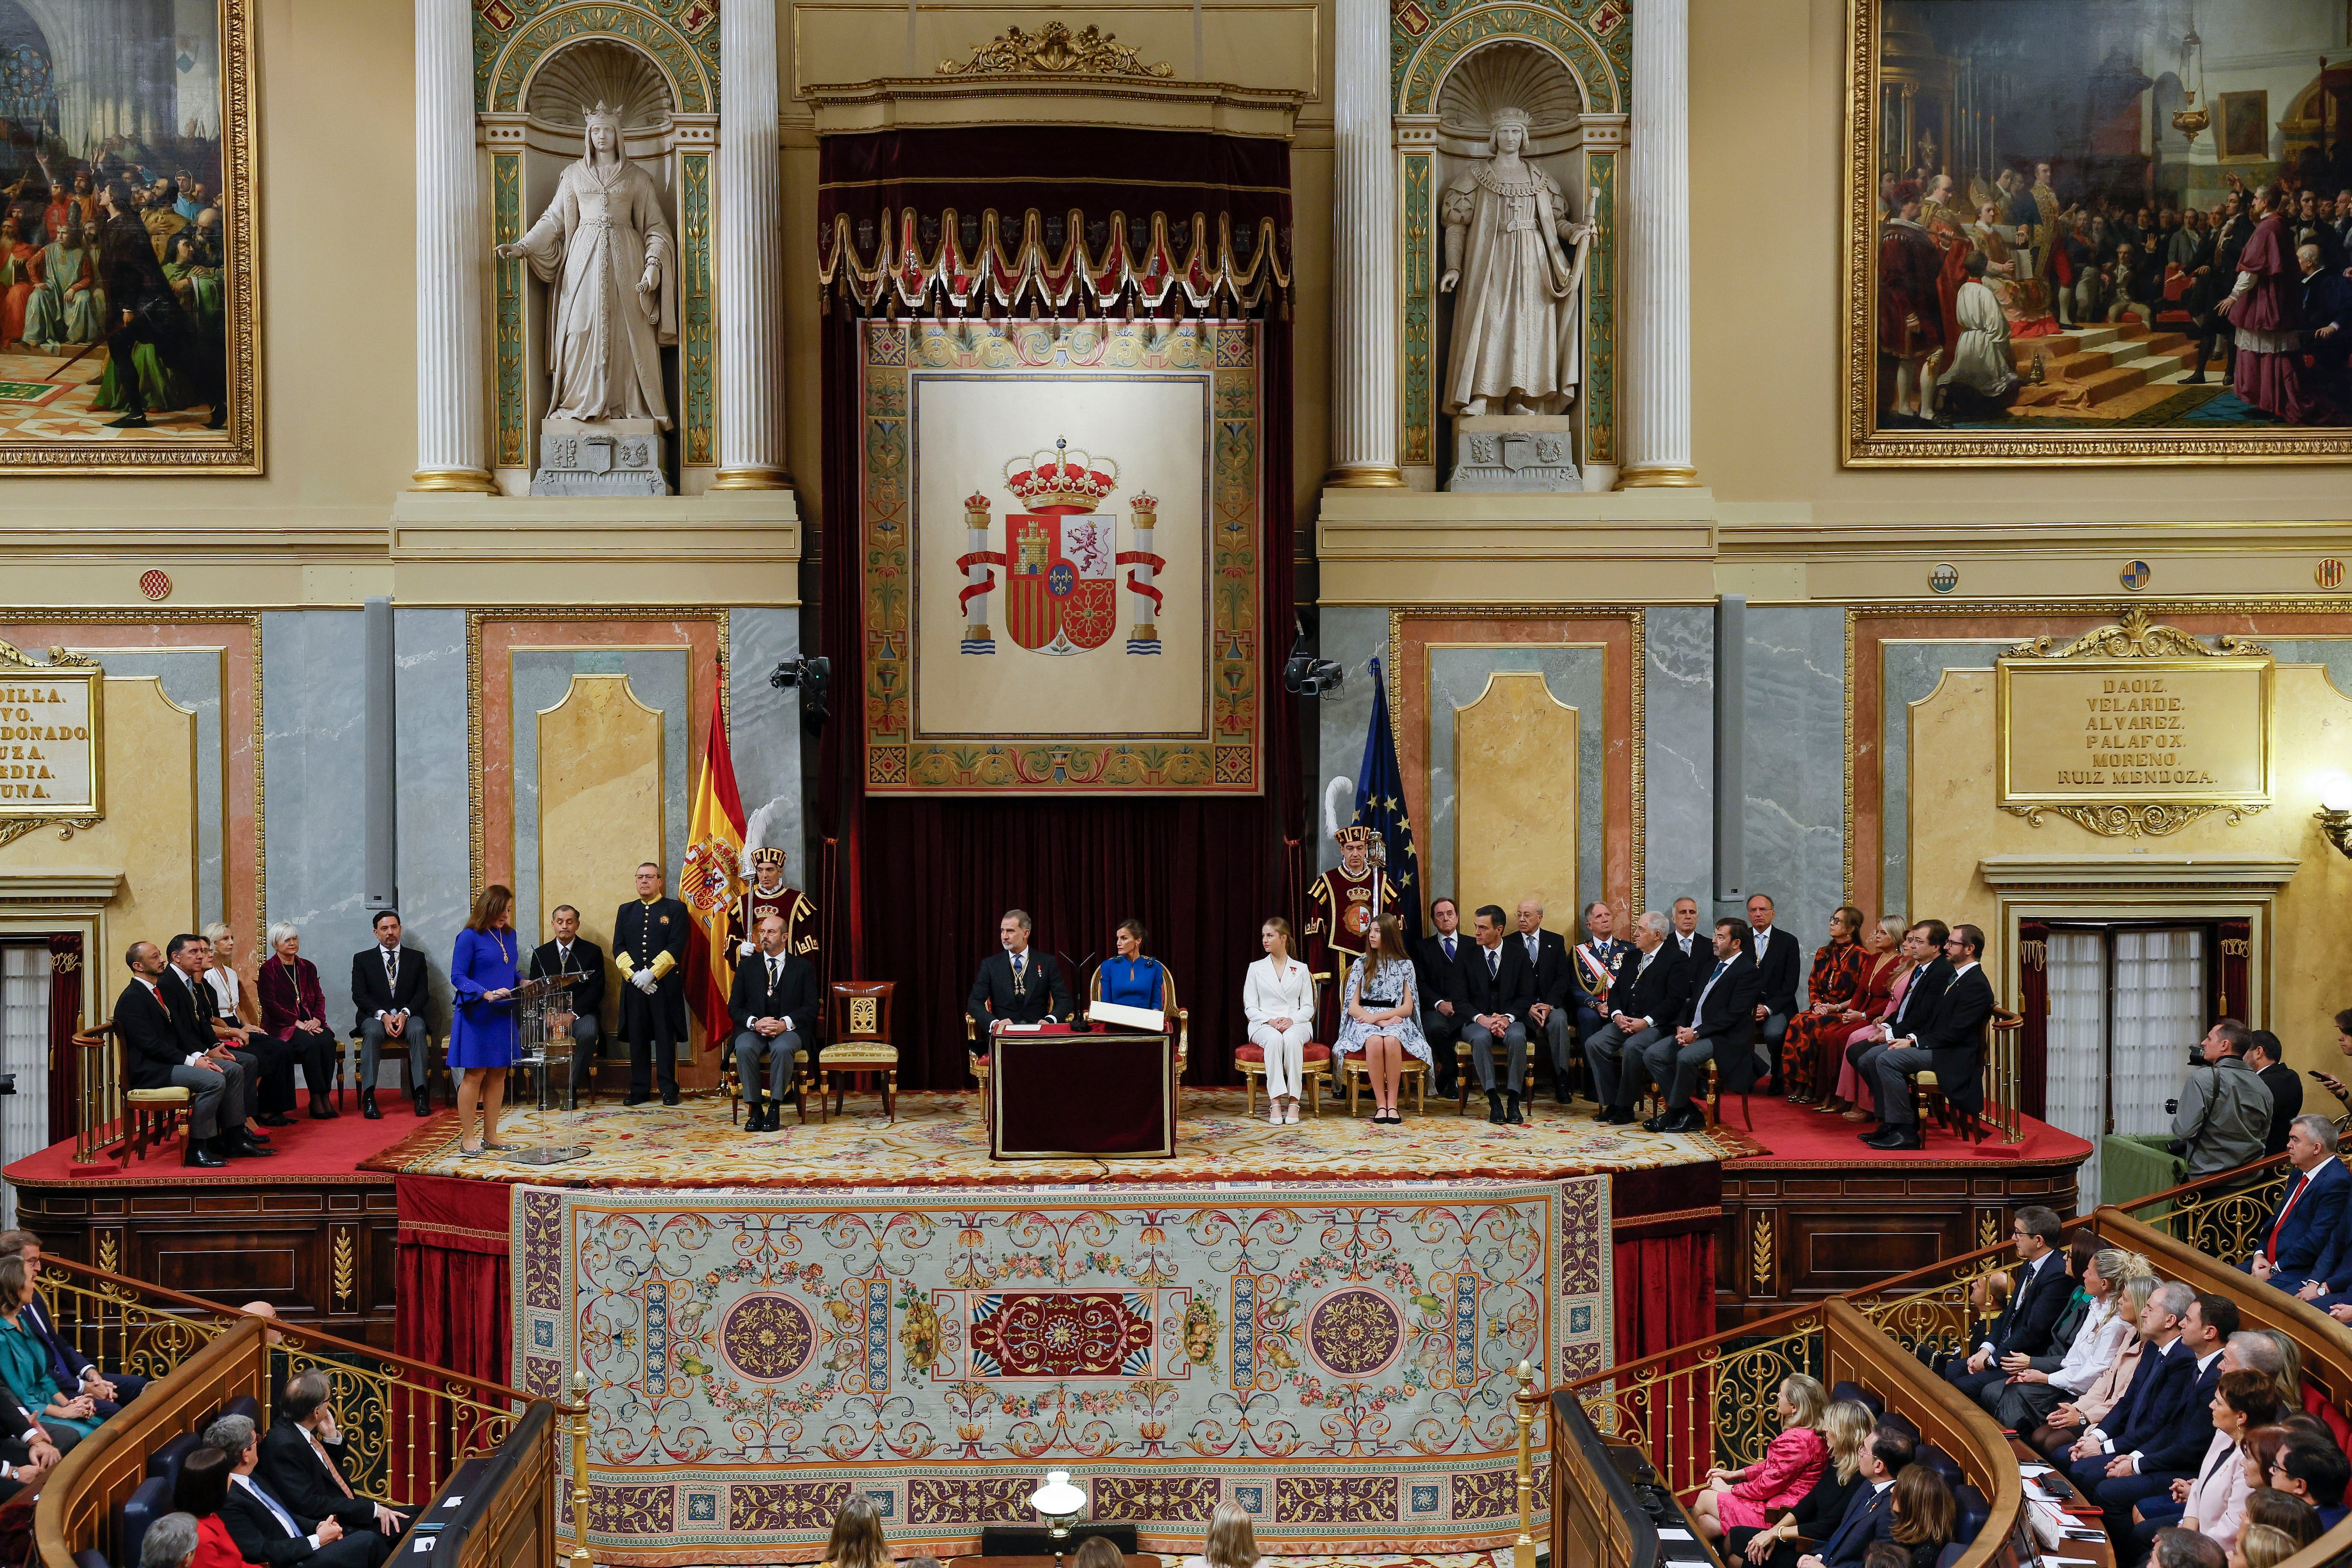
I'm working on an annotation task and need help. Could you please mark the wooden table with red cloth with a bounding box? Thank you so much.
[989,1024,1175,1158]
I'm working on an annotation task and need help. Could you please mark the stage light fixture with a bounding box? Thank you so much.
[1282,633,1344,698]
[770,656,833,735]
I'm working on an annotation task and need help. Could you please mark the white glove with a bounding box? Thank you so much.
[632,969,658,994]
[739,941,757,958]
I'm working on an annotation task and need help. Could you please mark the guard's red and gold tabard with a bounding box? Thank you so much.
[726,878,818,970]
[1303,861,1397,975]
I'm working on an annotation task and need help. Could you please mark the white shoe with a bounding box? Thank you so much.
[1268,1109,1284,1126]
[1284,1104,1300,1124]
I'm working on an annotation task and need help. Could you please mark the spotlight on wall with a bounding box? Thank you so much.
[2316,770,2352,857]
[769,656,832,736]
[1282,634,1345,698]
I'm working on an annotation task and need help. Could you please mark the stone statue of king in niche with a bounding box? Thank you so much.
[495,102,678,429]
[1439,106,1590,416]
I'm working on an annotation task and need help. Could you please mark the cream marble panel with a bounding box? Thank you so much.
[1455,672,1579,928]
[537,675,667,1014]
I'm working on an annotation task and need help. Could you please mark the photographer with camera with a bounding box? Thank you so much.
[2166,1019,2273,1179]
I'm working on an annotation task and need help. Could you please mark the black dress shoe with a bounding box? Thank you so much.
[1508,1093,1527,1126]
[257,1112,293,1128]
[1553,1082,1573,1106]
[1668,1108,1708,1133]
[225,1133,276,1158]
[183,1140,227,1168]
[362,1090,381,1121]
[1641,1109,1676,1132]
[1874,1125,1924,1150]
[246,1128,271,1143]
[661,1090,681,1107]
[413,1088,431,1118]
[309,1095,338,1120]
[1859,1127,1906,1149]
[1486,1091,1506,1125]
[623,1092,651,1107]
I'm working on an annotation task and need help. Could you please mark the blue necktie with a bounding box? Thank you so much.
[1443,936,1456,961]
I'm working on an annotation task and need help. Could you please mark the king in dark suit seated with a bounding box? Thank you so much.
[967,907,1073,1043]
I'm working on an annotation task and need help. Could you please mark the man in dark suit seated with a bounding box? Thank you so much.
[1585,911,1690,1125]
[1796,1424,1913,1568]
[1847,920,1950,1123]
[1512,899,1574,1104]
[2079,1291,2236,1545]
[2276,1438,2352,1531]
[205,1412,393,1568]
[1411,898,1471,1098]
[1743,894,1801,1092]
[349,911,429,1121]
[1861,923,1992,1151]
[259,1371,407,1538]
[1942,1205,2070,1403]
[116,941,240,1169]
[2246,1114,2352,1297]
[1461,905,1536,1126]
[731,914,820,1132]
[967,908,1073,1043]
[0,1231,146,1416]
[1643,918,1761,1134]
[529,905,607,1109]
[160,934,271,1158]
[0,1373,65,1479]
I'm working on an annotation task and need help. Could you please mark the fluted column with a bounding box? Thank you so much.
[1616,0,1700,488]
[411,0,495,493]
[1326,0,1403,487]
[712,0,791,489]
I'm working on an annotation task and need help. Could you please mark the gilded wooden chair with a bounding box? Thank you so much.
[1235,1041,1330,1117]
[1454,1037,1537,1115]
[721,1031,814,1127]
[821,981,898,1123]
[78,1026,190,1162]
[1341,1053,1427,1116]
[1088,961,1189,1086]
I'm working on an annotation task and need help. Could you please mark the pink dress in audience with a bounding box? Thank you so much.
[1831,959,1910,1113]
[2179,1428,2250,1553]
[1716,1425,1828,1531]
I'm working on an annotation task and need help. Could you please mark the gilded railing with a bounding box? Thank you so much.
[2116,1151,2291,1262]
[32,1254,532,1507]
[69,1027,127,1165]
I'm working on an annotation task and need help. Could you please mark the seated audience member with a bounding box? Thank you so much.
[2083,1292,2239,1542]
[729,913,818,1133]
[2245,1115,2350,1296]
[2257,1330,2352,1449]
[1993,1242,2147,1432]
[1781,905,1865,1104]
[0,1376,57,1500]
[0,1230,144,1416]
[1861,923,1992,1151]
[2237,1523,2302,1568]
[2139,1368,2282,1552]
[1820,916,1908,1118]
[1845,922,1950,1127]
[1070,1543,1122,1568]
[1586,910,1692,1125]
[2033,1272,2158,1457]
[1742,894,1801,1090]
[0,1255,93,1445]
[1887,1465,1955,1568]
[1246,915,1318,1125]
[1410,899,1468,1099]
[175,1447,252,1568]
[2273,1439,2352,1530]
[141,1513,201,1568]
[2247,1031,2302,1159]
[529,905,606,1108]
[2241,1488,2323,1551]
[1694,1374,1830,1539]
[350,911,427,1121]
[204,1412,393,1568]
[261,1370,407,1536]
[1645,918,1763,1134]
[1859,1545,1908,1568]
[1181,1501,1270,1568]
[257,924,339,1121]
[201,923,285,1125]
[1947,1206,2072,1402]
[821,1495,891,1568]
[2172,1020,2272,1178]
[1729,1400,1876,1568]
[1462,903,1536,1124]
[2152,1526,2227,1568]
[2063,1281,2194,1485]
[1795,1424,1915,1568]
[1516,899,1575,1104]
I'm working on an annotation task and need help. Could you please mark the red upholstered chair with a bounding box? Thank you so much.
[1233,1039,1331,1116]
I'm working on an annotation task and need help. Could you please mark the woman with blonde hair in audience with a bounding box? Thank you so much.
[1181,1501,1269,1568]
[2154,1368,2283,1554]
[2031,1270,2158,1457]
[2242,1488,2322,1550]
[1994,1243,2142,1432]
[820,1496,890,1568]
[1071,1541,1124,1568]
[2258,1328,2352,1448]
[1693,1374,1829,1540]
[2235,1522,2300,1568]
[1821,917,1908,1118]
[1731,1399,1876,1568]
[1888,1464,1956,1568]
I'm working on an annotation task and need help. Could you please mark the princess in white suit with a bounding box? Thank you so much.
[1244,915,1318,1124]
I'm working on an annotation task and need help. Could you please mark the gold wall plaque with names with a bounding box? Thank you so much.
[1994,608,2270,838]
[0,641,103,847]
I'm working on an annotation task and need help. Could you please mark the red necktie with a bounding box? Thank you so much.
[2268,1171,2310,1263]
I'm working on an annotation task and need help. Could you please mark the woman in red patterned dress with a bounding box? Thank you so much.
[1821,917,1908,1117]
[1781,907,1864,1105]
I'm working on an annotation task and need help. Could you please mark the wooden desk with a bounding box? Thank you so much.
[989,1030,1176,1159]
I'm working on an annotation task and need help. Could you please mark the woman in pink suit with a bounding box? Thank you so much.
[1692,1374,1830,1539]
[1822,918,1909,1119]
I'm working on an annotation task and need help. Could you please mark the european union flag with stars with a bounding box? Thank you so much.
[1355,655,1423,942]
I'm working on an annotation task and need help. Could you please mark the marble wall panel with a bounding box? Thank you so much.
[1313,607,1389,877]
[1644,605,1713,916]
[538,675,668,995]
[1877,639,2012,925]
[259,611,374,971]
[1425,645,1605,926]
[394,609,469,1035]
[1740,608,1844,960]
[82,650,224,923]
[727,608,808,880]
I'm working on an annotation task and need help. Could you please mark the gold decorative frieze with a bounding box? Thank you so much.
[2002,606,2270,663]
[0,642,104,850]
[939,21,1173,78]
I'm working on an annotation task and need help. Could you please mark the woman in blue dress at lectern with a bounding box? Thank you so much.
[449,883,521,1158]
[1097,918,1168,1013]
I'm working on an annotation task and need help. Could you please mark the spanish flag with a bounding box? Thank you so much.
[679,673,746,1049]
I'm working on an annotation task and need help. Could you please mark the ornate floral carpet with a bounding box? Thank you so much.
[371,1089,1750,1188]
[512,1176,1609,1563]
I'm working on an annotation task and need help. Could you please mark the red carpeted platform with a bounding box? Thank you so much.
[1724,1095,2093,1168]
[3,1099,444,1185]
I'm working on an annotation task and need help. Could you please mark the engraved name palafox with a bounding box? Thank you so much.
[0,675,98,809]
[1999,660,2270,804]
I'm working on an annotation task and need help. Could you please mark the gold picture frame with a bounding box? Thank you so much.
[0,0,261,475]
[0,640,103,847]
[2217,91,2270,164]
[1840,0,2352,466]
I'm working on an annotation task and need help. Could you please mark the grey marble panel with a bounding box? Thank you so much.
[1742,608,1845,966]
[1644,606,1713,917]
[259,611,373,967]
[510,649,690,944]
[1313,607,1390,877]
[92,649,224,923]
[2264,640,2352,697]
[728,609,808,880]
[1425,646,1605,925]
[1878,639,2013,923]
[393,609,469,1036]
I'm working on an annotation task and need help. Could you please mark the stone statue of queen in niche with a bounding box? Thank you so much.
[1438,105,1590,417]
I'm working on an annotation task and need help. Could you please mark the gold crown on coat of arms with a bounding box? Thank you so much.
[1004,437,1119,512]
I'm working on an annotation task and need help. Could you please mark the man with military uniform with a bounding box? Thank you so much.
[613,860,691,1106]
[727,840,817,972]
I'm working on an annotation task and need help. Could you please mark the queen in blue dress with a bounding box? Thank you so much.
[449,883,521,1157]
[1097,918,1168,1013]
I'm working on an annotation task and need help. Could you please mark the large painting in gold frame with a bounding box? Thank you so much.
[0,0,259,474]
[1841,0,2352,467]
